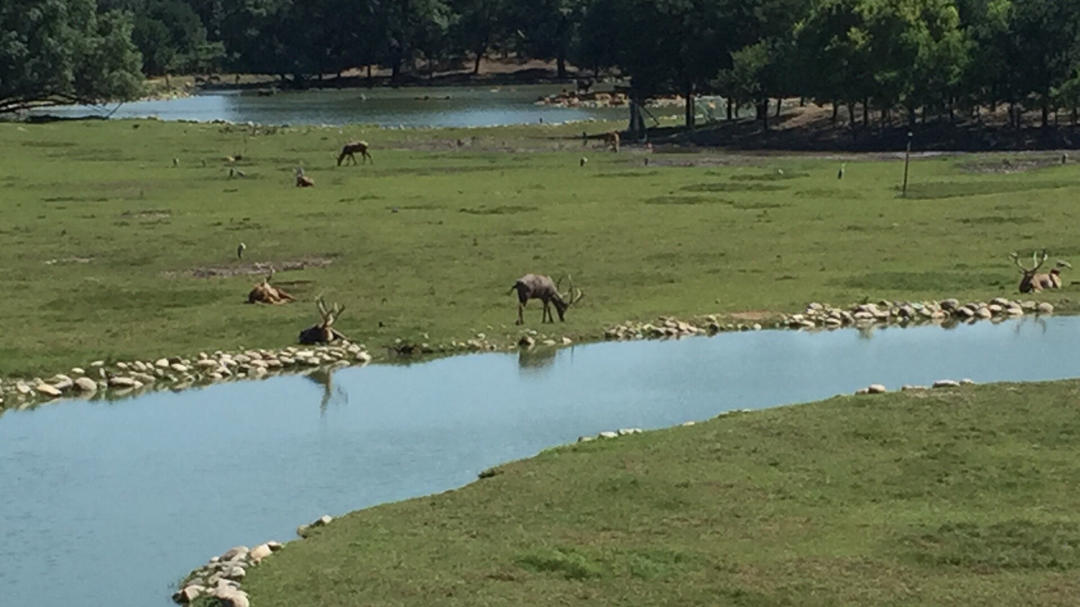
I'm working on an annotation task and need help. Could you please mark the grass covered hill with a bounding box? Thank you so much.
[240,380,1080,606]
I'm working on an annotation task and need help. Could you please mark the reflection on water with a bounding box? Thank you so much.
[2,316,1080,607]
[30,85,630,127]
[518,347,558,372]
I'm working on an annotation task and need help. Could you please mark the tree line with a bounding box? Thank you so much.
[4,0,1080,135]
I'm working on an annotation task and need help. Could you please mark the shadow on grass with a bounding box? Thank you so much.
[900,180,1075,200]
[903,520,1080,570]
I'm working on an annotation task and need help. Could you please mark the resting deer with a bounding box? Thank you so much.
[298,296,348,343]
[337,141,372,166]
[603,131,620,152]
[1010,250,1071,292]
[509,274,584,324]
[295,167,315,187]
[248,270,294,304]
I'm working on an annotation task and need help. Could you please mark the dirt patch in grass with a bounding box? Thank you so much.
[459,205,536,215]
[682,182,789,193]
[174,257,334,278]
[958,154,1068,174]
[728,310,775,321]
[901,180,1074,199]
[644,195,729,205]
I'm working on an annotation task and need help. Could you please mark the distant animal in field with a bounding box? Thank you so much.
[337,141,372,166]
[603,131,620,152]
[508,274,584,324]
[237,242,246,259]
[247,271,294,304]
[837,163,845,179]
[580,157,588,167]
[1010,250,1071,292]
[172,158,180,167]
[296,167,315,187]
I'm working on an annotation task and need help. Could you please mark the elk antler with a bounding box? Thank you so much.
[1010,250,1048,273]
[564,274,584,307]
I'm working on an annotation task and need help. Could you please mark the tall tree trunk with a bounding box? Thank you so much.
[847,102,856,126]
[1072,106,1077,125]
[863,97,869,127]
[775,97,782,118]
[832,102,839,124]
[684,83,695,130]
[757,100,769,130]
[948,97,955,124]
[473,50,483,75]
[556,55,567,79]
[366,65,373,87]
[1042,102,1050,128]
[727,98,734,121]
[908,105,916,126]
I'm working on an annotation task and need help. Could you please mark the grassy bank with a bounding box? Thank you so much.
[239,380,1080,606]
[0,119,1076,379]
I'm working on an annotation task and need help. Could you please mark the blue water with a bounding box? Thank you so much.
[1,316,1078,606]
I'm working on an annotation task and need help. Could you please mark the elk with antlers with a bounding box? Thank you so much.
[295,167,315,187]
[1010,250,1072,293]
[337,140,373,166]
[509,274,584,324]
[298,296,348,344]
[247,270,294,304]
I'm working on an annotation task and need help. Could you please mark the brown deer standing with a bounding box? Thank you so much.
[509,274,584,324]
[1010,250,1071,292]
[337,141,373,165]
[298,296,348,344]
[603,131,620,152]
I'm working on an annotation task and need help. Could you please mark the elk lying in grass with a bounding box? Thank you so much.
[603,131,620,152]
[248,271,294,304]
[298,296,348,344]
[509,274,584,324]
[295,167,315,187]
[337,140,372,166]
[1010,250,1071,292]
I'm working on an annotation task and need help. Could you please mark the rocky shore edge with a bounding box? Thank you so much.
[0,297,1057,412]
[0,342,372,411]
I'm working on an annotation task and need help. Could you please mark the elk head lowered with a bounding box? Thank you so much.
[298,296,348,344]
[1010,250,1070,293]
[337,140,372,166]
[509,273,584,324]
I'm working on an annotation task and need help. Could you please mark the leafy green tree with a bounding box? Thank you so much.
[0,0,143,113]
[450,0,510,73]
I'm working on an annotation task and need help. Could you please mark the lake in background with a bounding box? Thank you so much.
[29,84,633,127]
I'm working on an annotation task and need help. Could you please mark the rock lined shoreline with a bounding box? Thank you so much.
[0,297,1059,412]
[0,343,372,411]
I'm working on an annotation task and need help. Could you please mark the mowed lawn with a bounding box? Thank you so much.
[0,119,1076,377]
[240,381,1080,606]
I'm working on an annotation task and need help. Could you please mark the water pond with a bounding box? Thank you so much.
[30,84,629,127]
[2,316,1079,606]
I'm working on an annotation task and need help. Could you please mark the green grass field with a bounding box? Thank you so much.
[0,118,1075,381]
[238,381,1080,606]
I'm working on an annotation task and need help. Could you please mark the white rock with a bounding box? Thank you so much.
[598,431,618,439]
[35,384,62,398]
[155,358,170,369]
[173,585,205,604]
[90,360,105,367]
[220,546,249,561]
[170,363,189,373]
[867,384,887,394]
[1037,302,1054,314]
[70,367,85,376]
[108,376,136,388]
[933,379,960,388]
[249,543,273,563]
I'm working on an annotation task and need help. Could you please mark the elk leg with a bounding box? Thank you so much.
[517,303,524,325]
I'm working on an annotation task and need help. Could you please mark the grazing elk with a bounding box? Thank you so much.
[337,140,373,166]
[1010,250,1071,292]
[509,274,584,324]
[603,131,620,152]
[298,296,348,343]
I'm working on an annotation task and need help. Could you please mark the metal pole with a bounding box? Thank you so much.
[902,131,912,197]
